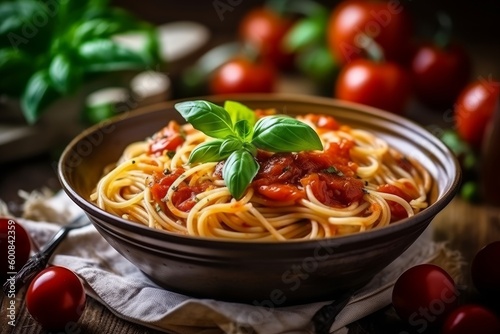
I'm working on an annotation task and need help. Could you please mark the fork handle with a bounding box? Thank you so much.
[2,224,72,295]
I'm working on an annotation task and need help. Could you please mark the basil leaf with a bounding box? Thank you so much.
[81,6,140,23]
[243,142,257,156]
[142,27,161,66]
[0,1,53,53]
[296,45,338,83]
[78,39,148,72]
[252,115,323,152]
[223,150,259,200]
[72,19,128,45]
[220,137,243,156]
[175,100,236,139]
[61,4,147,46]
[224,100,256,128]
[21,70,58,124]
[49,53,83,94]
[283,9,328,52]
[0,48,33,96]
[58,0,109,20]
[234,119,252,140]
[83,102,116,125]
[71,9,153,42]
[189,139,228,164]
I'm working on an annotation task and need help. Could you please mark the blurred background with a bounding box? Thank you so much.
[1,0,499,209]
[114,0,500,75]
[116,0,500,50]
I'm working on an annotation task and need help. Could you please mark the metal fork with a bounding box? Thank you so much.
[2,214,91,294]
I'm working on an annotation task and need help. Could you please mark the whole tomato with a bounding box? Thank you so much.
[239,8,295,69]
[335,58,411,114]
[327,0,413,65]
[442,304,500,334]
[454,78,500,148]
[209,57,276,95]
[26,266,86,330]
[392,264,458,331]
[471,241,500,299]
[1,217,31,283]
[411,43,471,108]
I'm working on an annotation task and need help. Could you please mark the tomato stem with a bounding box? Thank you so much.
[358,34,385,63]
[266,0,324,17]
[434,11,453,49]
[241,41,262,63]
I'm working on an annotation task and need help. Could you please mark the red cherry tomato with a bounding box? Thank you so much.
[26,266,86,330]
[392,264,458,330]
[411,43,471,108]
[442,304,500,334]
[335,58,411,114]
[239,8,295,69]
[454,79,500,148]
[327,0,412,65]
[209,57,276,95]
[1,217,31,283]
[471,241,500,298]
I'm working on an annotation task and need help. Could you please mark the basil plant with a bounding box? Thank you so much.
[0,0,160,124]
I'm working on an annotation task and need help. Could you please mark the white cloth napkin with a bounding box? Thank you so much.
[2,190,464,334]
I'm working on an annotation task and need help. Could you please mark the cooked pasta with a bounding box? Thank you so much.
[91,110,431,241]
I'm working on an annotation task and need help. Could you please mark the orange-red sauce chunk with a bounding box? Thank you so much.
[150,169,211,213]
[148,121,184,155]
[252,139,365,207]
[377,184,412,222]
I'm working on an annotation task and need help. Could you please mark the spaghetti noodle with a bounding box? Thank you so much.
[91,110,431,241]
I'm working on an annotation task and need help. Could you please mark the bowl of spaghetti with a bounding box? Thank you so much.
[58,94,460,304]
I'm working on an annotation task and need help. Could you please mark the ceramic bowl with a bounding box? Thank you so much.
[58,94,461,305]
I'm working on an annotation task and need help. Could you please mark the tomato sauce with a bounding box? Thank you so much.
[150,168,211,213]
[149,114,415,219]
[148,121,184,156]
[303,114,340,132]
[251,138,365,207]
[377,183,414,222]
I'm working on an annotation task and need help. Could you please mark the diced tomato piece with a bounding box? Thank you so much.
[301,173,326,203]
[150,169,184,211]
[254,154,301,187]
[150,178,210,213]
[377,184,413,201]
[149,121,184,155]
[149,135,184,155]
[396,156,415,174]
[251,139,362,207]
[301,172,364,207]
[172,187,197,212]
[377,184,413,221]
[257,184,304,201]
[320,173,364,206]
[303,114,340,131]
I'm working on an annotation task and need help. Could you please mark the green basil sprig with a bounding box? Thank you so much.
[175,100,323,199]
[0,0,160,124]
